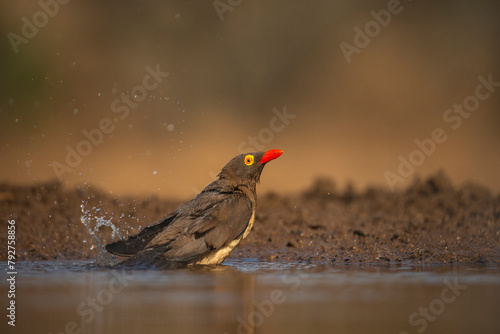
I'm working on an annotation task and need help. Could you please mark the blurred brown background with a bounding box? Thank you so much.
[1,1,499,199]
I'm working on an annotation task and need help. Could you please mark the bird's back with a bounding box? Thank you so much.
[106,181,255,266]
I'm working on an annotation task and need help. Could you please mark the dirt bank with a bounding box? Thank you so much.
[1,172,499,265]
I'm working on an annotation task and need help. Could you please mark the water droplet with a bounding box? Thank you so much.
[167,124,175,131]
[153,170,157,175]
[73,108,79,114]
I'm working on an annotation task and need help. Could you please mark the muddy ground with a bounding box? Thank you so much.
[1,172,499,265]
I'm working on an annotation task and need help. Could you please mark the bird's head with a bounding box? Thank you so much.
[218,149,283,185]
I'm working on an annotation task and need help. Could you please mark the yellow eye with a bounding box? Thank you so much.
[244,154,254,166]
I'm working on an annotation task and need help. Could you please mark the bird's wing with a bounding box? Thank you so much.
[105,211,178,257]
[130,193,253,263]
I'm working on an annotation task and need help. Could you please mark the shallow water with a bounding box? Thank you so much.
[1,260,500,334]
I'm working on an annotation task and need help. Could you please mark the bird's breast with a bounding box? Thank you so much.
[194,208,256,265]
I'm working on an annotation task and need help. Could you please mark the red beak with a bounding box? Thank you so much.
[260,149,284,164]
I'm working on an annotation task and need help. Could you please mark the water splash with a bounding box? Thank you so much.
[80,203,125,266]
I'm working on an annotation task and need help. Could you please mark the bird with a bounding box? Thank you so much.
[105,149,283,268]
